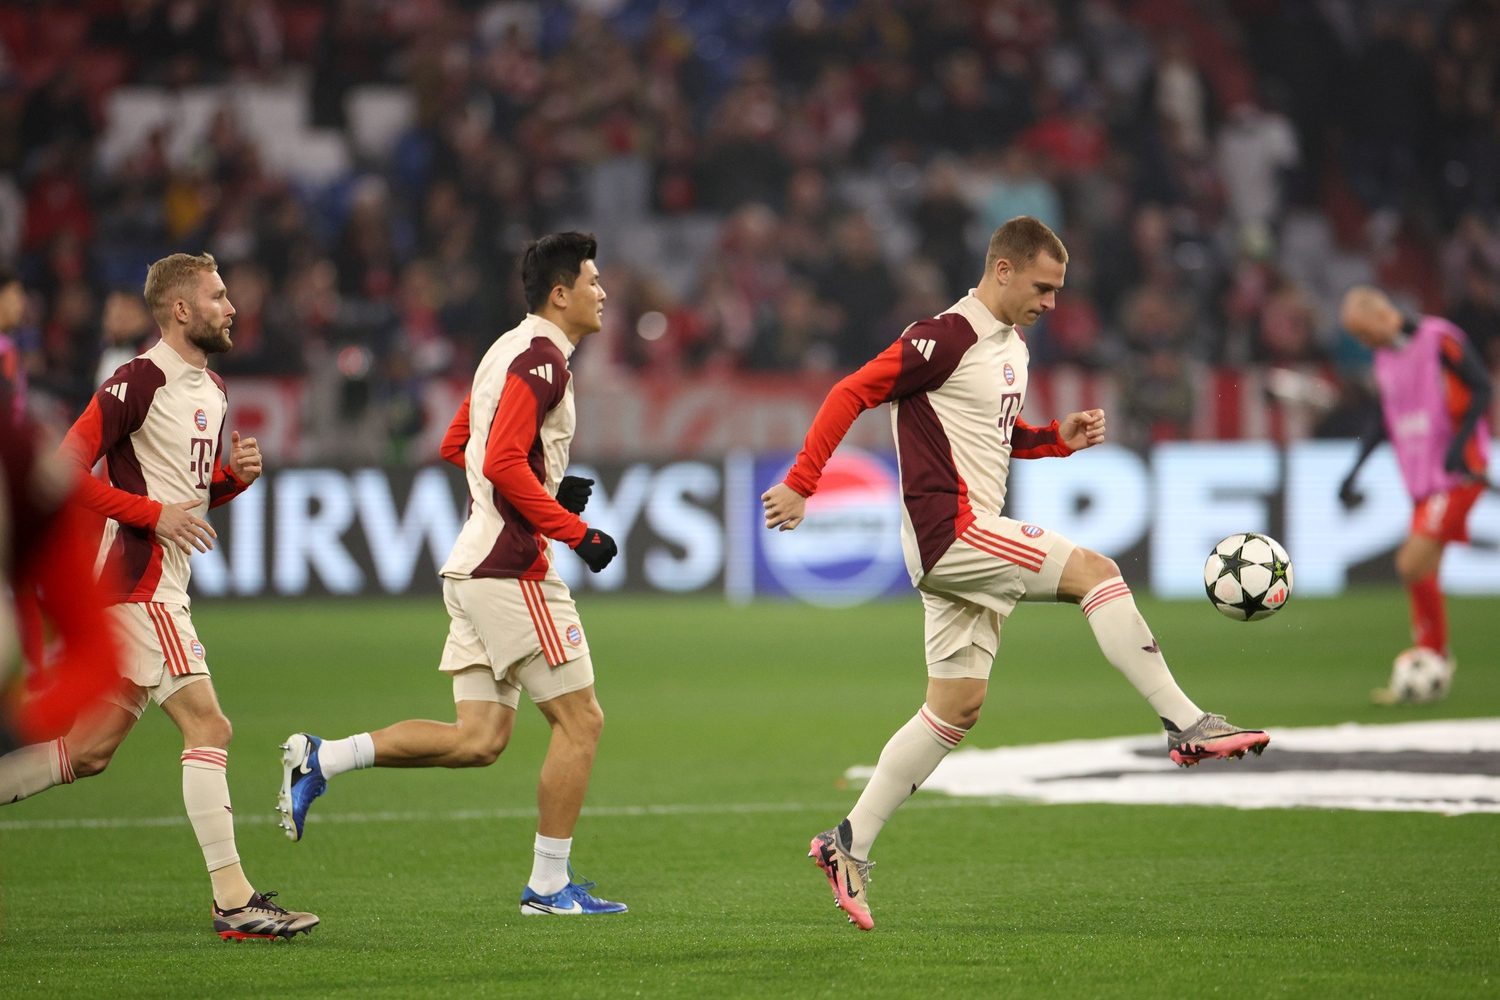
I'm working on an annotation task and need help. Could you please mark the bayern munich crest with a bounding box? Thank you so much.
[194,408,208,431]
[191,639,205,659]
[565,624,583,646]
[1003,362,1015,385]
[1021,524,1044,538]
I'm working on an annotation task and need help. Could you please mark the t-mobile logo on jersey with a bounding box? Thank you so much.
[997,392,1021,444]
[189,437,214,488]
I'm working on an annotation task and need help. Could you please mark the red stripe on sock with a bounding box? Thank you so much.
[181,747,228,768]
[1082,581,1132,617]
[56,738,75,784]
[919,706,966,747]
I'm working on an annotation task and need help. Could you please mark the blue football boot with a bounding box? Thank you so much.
[519,872,628,916]
[277,733,326,842]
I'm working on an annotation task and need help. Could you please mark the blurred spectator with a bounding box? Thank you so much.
[0,0,1494,456]
[817,214,897,368]
[93,289,154,388]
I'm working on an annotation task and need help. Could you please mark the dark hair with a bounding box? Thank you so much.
[985,216,1068,273]
[0,266,19,291]
[521,232,598,312]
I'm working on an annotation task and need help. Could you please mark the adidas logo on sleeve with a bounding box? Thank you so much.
[529,364,554,383]
[909,338,935,361]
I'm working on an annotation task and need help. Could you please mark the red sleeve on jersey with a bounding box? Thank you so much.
[1012,418,1074,458]
[785,317,977,497]
[483,372,587,546]
[783,339,904,497]
[440,394,471,468]
[12,496,124,742]
[60,397,163,528]
[208,462,247,508]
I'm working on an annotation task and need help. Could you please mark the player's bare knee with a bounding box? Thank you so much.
[454,732,507,768]
[950,701,983,730]
[192,713,232,749]
[1082,549,1120,585]
[71,746,114,778]
[549,693,604,746]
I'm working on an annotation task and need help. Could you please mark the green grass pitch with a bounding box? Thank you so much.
[1,590,1496,998]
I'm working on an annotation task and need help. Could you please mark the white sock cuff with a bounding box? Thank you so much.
[180,747,228,771]
[56,738,76,784]
[351,732,375,770]
[534,833,572,859]
[1081,576,1132,618]
[918,704,968,749]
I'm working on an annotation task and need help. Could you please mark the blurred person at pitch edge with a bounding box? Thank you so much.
[278,233,630,917]
[762,216,1270,932]
[0,252,318,941]
[0,405,122,754]
[0,266,47,683]
[1339,286,1493,704]
[0,267,27,416]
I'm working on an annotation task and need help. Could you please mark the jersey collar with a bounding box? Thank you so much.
[950,291,1015,341]
[524,314,578,359]
[148,338,207,377]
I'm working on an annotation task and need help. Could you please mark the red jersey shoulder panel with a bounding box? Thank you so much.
[506,336,570,411]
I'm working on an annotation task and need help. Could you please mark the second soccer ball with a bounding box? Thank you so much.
[1204,532,1293,622]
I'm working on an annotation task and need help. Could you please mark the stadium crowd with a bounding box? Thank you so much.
[2,0,1499,452]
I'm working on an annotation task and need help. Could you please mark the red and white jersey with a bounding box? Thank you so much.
[439,314,589,581]
[785,292,1072,583]
[61,340,248,606]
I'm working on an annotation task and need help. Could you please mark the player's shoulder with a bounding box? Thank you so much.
[207,368,228,395]
[902,312,975,342]
[897,312,979,367]
[506,334,569,385]
[99,353,167,396]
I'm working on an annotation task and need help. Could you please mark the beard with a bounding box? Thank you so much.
[187,315,233,354]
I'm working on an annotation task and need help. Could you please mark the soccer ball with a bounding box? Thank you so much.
[1382,648,1453,704]
[1203,532,1293,621]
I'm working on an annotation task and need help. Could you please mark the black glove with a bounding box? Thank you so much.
[1337,478,1363,510]
[572,526,617,573]
[556,475,594,514]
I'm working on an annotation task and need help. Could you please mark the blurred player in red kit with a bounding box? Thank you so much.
[1339,286,1493,703]
[1,406,122,752]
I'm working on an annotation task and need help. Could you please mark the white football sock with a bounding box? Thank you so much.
[0,738,73,804]
[845,705,968,858]
[318,732,375,779]
[530,834,572,895]
[1081,576,1202,730]
[180,746,256,908]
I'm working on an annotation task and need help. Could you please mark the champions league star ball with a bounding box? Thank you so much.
[1203,532,1293,621]
[1384,648,1454,704]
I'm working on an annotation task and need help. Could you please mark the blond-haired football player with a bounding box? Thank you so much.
[0,252,317,940]
[763,217,1270,931]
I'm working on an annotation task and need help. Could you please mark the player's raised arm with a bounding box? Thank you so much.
[768,321,966,530]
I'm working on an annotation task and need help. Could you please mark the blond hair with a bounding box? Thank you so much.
[985,216,1068,273]
[143,252,218,325]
